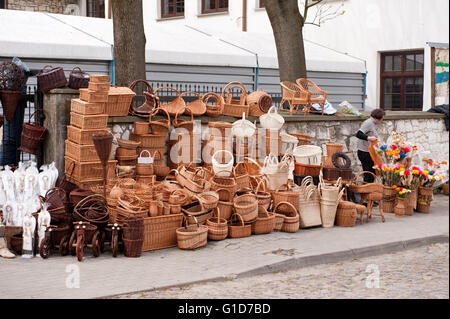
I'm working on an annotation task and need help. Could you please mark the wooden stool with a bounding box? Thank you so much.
[360,192,385,223]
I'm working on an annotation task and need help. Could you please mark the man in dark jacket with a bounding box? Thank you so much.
[355,109,385,183]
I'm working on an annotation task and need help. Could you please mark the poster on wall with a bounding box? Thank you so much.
[434,48,449,106]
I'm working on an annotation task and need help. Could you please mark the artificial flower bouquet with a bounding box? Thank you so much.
[392,185,412,198]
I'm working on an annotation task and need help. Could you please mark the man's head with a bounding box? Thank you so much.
[371,109,385,124]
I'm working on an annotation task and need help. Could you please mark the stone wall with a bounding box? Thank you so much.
[6,0,79,14]
[109,114,449,173]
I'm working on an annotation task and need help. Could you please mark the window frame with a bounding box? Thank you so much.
[160,0,185,18]
[0,0,7,9]
[259,0,265,8]
[380,50,424,111]
[201,0,228,14]
[86,0,105,18]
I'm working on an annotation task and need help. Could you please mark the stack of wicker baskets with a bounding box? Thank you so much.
[321,143,353,182]
[65,74,117,188]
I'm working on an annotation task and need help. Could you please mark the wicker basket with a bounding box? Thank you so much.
[173,108,194,131]
[36,65,67,92]
[274,202,299,233]
[197,191,219,211]
[64,156,117,181]
[293,145,322,165]
[320,200,339,228]
[105,86,136,116]
[228,213,252,238]
[206,207,228,241]
[18,111,48,155]
[288,133,311,146]
[221,81,249,118]
[66,125,110,145]
[203,92,224,118]
[155,87,186,117]
[294,162,321,176]
[90,74,110,83]
[176,216,208,250]
[70,112,108,130]
[210,170,237,197]
[79,88,108,103]
[255,180,272,210]
[88,81,110,92]
[149,107,170,135]
[182,91,206,116]
[71,98,104,115]
[130,133,166,148]
[134,121,150,135]
[233,162,251,190]
[335,201,357,227]
[247,89,272,117]
[322,167,340,181]
[233,190,258,223]
[273,213,284,231]
[142,213,183,251]
[271,183,300,213]
[348,171,383,194]
[65,140,110,162]
[68,67,90,90]
[326,143,343,157]
[181,200,213,225]
[394,197,407,217]
[251,206,275,235]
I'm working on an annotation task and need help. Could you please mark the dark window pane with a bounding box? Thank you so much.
[416,54,424,70]
[205,0,216,10]
[406,54,415,71]
[219,0,228,8]
[405,78,415,93]
[405,94,414,108]
[415,77,423,93]
[392,95,401,109]
[393,55,402,71]
[384,56,393,71]
[384,95,392,109]
[177,0,184,13]
[384,78,393,93]
[392,78,401,93]
[414,95,423,109]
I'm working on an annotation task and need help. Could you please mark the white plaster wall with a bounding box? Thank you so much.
[145,0,449,110]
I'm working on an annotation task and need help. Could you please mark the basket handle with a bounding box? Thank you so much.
[274,201,297,216]
[70,67,89,76]
[212,149,234,167]
[65,160,76,182]
[129,79,154,94]
[234,187,254,198]
[275,183,291,193]
[180,91,202,100]
[41,65,54,73]
[255,179,267,194]
[154,86,182,97]
[230,213,244,227]
[212,169,235,180]
[267,105,277,115]
[202,92,222,107]
[175,107,193,124]
[221,81,247,99]
[152,150,162,161]
[232,162,247,177]
[353,171,381,185]
[138,149,152,158]
[149,107,170,124]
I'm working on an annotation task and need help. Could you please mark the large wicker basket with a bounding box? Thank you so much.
[105,86,136,116]
[228,213,252,238]
[251,206,275,235]
[142,214,183,251]
[335,201,357,227]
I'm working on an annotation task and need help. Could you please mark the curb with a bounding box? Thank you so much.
[103,233,449,298]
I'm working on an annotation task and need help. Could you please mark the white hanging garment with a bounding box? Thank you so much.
[22,213,36,258]
[3,201,17,226]
[38,167,53,197]
[2,166,16,202]
[37,202,51,249]
[24,162,40,201]
[14,162,27,200]
[47,162,59,187]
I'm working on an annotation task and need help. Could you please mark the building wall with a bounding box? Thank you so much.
[146,0,450,110]
[5,0,80,14]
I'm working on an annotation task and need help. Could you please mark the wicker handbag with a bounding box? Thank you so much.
[68,67,90,90]
[206,207,228,241]
[251,206,275,235]
[274,202,299,233]
[228,213,252,238]
[148,107,170,135]
[182,91,206,116]
[233,162,251,190]
[154,87,186,117]
[203,92,224,117]
[233,188,258,223]
[176,216,208,250]
[259,105,285,130]
[129,80,159,117]
[18,110,48,155]
[221,81,249,118]
[173,108,194,132]
[37,65,67,92]
[298,185,322,228]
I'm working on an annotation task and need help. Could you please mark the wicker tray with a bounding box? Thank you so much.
[66,125,110,145]
[65,140,112,162]
[79,88,109,103]
[141,214,183,251]
[71,98,105,115]
[64,156,117,181]
[70,112,108,130]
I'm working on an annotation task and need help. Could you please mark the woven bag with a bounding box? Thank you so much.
[254,179,272,210]
[227,213,252,238]
[176,216,208,250]
[221,81,249,118]
[259,105,285,130]
[203,92,224,117]
[148,107,170,135]
[68,67,90,90]
[298,186,322,228]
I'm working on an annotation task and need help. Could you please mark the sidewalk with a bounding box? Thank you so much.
[1,194,448,299]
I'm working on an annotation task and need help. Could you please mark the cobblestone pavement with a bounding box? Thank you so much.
[109,243,449,299]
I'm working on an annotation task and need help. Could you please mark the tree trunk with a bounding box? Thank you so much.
[264,0,307,82]
[111,0,146,87]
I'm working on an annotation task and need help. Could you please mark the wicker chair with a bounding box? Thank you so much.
[279,81,310,116]
[296,78,327,115]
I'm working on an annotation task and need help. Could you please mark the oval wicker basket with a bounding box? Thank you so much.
[274,201,299,233]
[251,206,275,235]
[206,207,228,241]
[203,92,224,117]
[348,171,383,194]
[233,190,258,223]
[148,107,170,135]
[272,183,300,214]
[228,213,252,238]
[154,87,186,117]
[176,216,208,250]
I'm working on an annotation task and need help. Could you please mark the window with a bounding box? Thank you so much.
[380,50,424,111]
[0,0,6,9]
[202,0,228,14]
[87,0,105,18]
[161,0,184,18]
[259,0,264,8]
